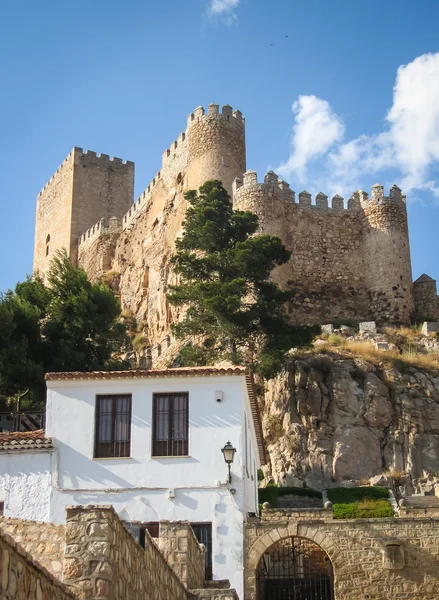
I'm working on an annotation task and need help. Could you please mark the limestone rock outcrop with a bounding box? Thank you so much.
[260,352,439,490]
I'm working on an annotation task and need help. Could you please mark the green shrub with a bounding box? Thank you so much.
[327,486,389,503]
[328,333,344,346]
[327,486,393,519]
[133,334,149,353]
[332,499,393,519]
[259,484,322,508]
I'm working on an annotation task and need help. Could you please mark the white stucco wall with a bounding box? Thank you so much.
[44,373,260,597]
[0,451,54,521]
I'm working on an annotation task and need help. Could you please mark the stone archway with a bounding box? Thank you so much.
[256,536,334,600]
[245,523,336,600]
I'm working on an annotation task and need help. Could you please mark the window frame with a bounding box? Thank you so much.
[191,522,213,580]
[94,394,132,459]
[151,392,189,457]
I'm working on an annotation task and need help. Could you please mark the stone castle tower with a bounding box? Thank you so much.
[33,148,134,276]
[33,103,439,348]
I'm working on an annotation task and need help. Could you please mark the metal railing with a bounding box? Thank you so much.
[0,412,45,433]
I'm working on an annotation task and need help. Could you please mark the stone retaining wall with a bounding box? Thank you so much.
[0,526,77,600]
[157,521,205,590]
[245,511,439,599]
[0,516,65,578]
[62,505,188,600]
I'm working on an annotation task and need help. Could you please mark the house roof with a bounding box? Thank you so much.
[46,366,267,465]
[45,366,247,380]
[0,430,54,452]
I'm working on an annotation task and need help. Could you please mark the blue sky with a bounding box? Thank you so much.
[1,0,439,292]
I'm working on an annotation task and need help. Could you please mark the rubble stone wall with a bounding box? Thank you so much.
[63,505,188,600]
[0,526,76,600]
[244,513,439,600]
[0,517,65,578]
[157,521,206,590]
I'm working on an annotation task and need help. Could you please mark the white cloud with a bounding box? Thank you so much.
[277,96,344,179]
[208,0,241,22]
[277,52,439,200]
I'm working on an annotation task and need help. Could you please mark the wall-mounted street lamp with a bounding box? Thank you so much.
[221,441,236,484]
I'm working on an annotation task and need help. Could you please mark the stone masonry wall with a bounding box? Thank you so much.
[361,186,414,325]
[413,275,439,321]
[63,505,188,600]
[0,517,65,579]
[233,172,370,325]
[245,511,439,600]
[157,521,206,590]
[0,526,77,600]
[33,150,74,277]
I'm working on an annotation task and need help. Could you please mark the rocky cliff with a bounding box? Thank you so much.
[260,349,439,492]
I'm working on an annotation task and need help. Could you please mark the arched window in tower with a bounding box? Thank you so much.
[46,234,50,257]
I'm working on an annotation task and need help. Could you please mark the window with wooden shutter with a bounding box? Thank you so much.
[94,394,132,458]
[152,393,188,457]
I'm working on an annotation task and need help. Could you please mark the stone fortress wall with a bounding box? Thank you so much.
[33,103,439,343]
[233,171,414,325]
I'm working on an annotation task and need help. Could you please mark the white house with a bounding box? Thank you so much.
[0,366,265,597]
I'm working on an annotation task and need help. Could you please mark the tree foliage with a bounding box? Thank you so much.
[0,250,129,409]
[168,180,319,378]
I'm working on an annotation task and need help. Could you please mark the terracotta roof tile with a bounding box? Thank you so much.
[45,366,247,381]
[0,430,54,452]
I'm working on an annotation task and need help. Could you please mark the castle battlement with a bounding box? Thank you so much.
[233,170,407,213]
[187,103,244,127]
[78,216,121,248]
[38,147,134,197]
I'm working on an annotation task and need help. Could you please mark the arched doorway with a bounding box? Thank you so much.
[256,536,334,600]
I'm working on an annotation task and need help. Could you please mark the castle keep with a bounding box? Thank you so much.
[33,103,439,343]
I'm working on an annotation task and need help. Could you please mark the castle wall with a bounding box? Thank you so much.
[33,151,74,277]
[233,173,370,324]
[233,173,414,326]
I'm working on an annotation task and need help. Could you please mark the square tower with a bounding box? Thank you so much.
[33,147,134,278]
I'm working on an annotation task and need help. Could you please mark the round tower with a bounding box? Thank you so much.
[232,170,290,238]
[361,184,414,326]
[186,104,246,196]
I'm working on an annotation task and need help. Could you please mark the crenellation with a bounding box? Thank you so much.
[278,180,295,203]
[299,190,312,207]
[264,170,279,190]
[371,182,384,203]
[315,192,328,209]
[208,102,220,116]
[243,170,258,186]
[331,194,344,210]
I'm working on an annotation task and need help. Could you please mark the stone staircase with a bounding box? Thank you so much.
[399,495,439,516]
[191,580,239,600]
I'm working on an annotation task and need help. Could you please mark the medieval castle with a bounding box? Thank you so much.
[33,103,439,346]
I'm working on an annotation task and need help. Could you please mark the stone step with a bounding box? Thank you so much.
[191,590,238,600]
[400,496,439,508]
[202,580,231,590]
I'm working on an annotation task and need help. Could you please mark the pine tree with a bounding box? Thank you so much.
[168,180,319,378]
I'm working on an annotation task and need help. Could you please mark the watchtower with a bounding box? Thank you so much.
[33,148,134,278]
[186,104,246,196]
